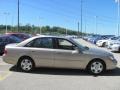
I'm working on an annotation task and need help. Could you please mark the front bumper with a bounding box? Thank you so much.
[96,42,103,46]
[107,59,117,70]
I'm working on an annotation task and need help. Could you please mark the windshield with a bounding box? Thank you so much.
[111,37,119,40]
[70,38,88,51]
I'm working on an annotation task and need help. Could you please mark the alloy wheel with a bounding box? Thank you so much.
[20,59,33,71]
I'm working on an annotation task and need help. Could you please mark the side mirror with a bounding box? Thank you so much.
[84,46,89,50]
[72,47,79,54]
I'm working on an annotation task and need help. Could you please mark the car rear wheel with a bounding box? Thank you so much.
[87,60,106,75]
[19,57,34,72]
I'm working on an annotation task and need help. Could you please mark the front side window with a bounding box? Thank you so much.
[25,38,53,49]
[57,39,75,50]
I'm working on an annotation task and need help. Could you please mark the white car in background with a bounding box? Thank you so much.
[96,39,108,47]
[106,37,120,49]
[111,44,120,52]
[96,36,116,47]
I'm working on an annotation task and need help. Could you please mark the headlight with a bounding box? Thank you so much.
[109,55,115,60]
[99,41,102,43]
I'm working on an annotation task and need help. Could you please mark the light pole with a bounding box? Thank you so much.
[78,21,80,37]
[11,15,14,32]
[95,16,98,34]
[66,28,67,36]
[115,0,120,36]
[81,0,83,37]
[4,12,10,33]
[39,17,42,35]
[18,0,20,32]
[39,26,41,34]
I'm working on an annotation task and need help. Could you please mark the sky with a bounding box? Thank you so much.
[0,0,119,35]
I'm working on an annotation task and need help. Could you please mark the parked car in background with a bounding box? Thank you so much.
[106,37,120,49]
[87,35,100,42]
[96,36,115,47]
[0,35,22,55]
[89,35,109,44]
[83,35,95,41]
[3,36,117,75]
[111,44,120,52]
[6,33,31,41]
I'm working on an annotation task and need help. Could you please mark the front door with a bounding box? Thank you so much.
[53,38,84,69]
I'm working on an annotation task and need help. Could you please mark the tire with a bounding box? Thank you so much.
[18,57,34,72]
[119,47,120,53]
[102,42,106,47]
[87,59,106,75]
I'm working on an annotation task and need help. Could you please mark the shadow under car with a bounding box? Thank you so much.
[9,66,120,77]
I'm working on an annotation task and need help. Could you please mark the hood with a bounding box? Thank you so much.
[83,47,112,57]
[99,39,108,42]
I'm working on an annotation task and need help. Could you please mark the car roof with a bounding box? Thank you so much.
[17,35,71,47]
[35,35,73,40]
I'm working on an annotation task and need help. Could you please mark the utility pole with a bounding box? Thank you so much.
[66,28,67,36]
[115,0,120,36]
[39,17,42,35]
[18,0,20,32]
[85,20,86,34]
[11,15,14,32]
[78,21,80,37]
[117,0,120,36]
[39,26,41,35]
[95,16,98,34]
[81,0,83,37]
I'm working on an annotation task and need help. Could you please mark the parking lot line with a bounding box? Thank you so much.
[0,71,12,81]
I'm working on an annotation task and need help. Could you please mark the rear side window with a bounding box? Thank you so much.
[25,38,53,49]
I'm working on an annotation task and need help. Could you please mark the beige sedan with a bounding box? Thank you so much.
[3,36,117,75]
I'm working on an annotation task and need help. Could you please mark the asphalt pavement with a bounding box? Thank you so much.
[0,39,120,90]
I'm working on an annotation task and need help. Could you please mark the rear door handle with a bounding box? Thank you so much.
[31,51,35,52]
[55,52,62,54]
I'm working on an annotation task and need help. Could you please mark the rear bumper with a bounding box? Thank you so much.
[3,54,18,65]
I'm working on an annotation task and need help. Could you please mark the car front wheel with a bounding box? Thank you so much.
[87,60,106,75]
[102,42,106,47]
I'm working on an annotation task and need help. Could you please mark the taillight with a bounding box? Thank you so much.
[4,49,7,55]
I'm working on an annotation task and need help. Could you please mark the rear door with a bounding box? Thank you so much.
[24,37,54,67]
